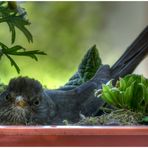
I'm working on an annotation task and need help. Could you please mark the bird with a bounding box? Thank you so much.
[0,65,110,125]
[0,26,148,125]
[0,77,56,125]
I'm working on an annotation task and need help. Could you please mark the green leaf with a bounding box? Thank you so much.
[102,84,119,106]
[7,22,16,44]
[0,2,32,43]
[13,17,33,43]
[3,45,25,53]
[119,78,127,91]
[0,42,46,73]
[139,83,147,98]
[123,83,134,108]
[0,42,8,50]
[5,54,20,73]
[100,74,148,115]
[0,2,5,6]
[142,116,148,123]
[59,45,102,90]
[101,88,114,105]
[78,45,102,81]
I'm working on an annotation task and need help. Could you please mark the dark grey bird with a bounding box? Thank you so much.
[0,26,148,125]
[0,77,56,125]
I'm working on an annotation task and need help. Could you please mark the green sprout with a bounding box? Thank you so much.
[99,74,148,114]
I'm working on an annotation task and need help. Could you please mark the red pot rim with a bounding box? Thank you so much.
[0,126,148,136]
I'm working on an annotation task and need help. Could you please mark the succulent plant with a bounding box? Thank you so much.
[100,74,148,114]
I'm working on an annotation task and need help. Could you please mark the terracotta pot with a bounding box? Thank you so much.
[0,126,148,146]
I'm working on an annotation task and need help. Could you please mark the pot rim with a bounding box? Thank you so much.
[0,125,148,136]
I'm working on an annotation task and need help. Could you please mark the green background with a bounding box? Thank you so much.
[0,2,147,88]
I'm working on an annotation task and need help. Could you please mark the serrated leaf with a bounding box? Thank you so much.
[78,45,102,81]
[59,45,102,90]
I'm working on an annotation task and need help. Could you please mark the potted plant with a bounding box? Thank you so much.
[0,2,148,147]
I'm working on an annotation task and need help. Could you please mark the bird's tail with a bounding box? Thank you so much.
[111,26,148,81]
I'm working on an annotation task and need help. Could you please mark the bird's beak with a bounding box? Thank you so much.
[15,96,27,108]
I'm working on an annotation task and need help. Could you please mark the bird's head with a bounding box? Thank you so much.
[0,76,53,125]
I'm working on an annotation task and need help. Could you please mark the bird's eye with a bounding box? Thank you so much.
[33,100,40,106]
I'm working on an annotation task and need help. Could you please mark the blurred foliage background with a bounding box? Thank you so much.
[0,2,148,88]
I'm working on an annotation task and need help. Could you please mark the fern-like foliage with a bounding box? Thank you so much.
[0,42,46,73]
[0,2,46,73]
[60,45,102,90]
[0,1,32,44]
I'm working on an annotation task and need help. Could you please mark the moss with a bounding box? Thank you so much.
[75,109,143,126]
